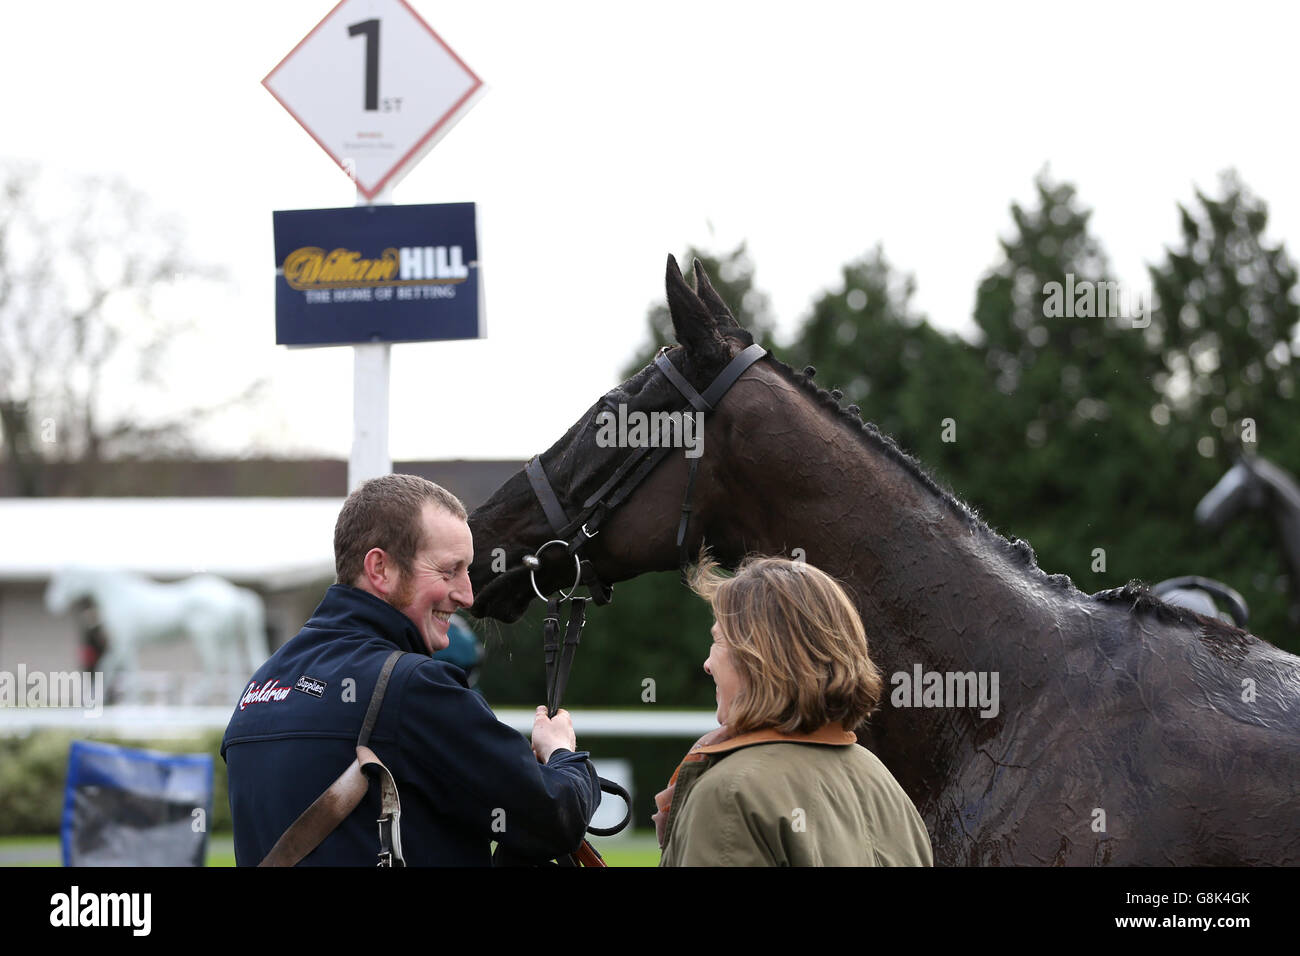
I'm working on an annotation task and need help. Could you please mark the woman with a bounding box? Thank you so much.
[656,554,933,866]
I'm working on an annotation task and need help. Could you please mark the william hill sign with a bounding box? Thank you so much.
[273,203,482,346]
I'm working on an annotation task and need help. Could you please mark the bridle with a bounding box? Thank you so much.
[514,341,767,864]
[523,342,768,599]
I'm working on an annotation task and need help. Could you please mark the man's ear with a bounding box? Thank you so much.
[361,547,397,597]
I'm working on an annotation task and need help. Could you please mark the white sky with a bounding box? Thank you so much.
[5,0,1300,461]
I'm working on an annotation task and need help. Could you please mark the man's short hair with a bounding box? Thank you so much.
[688,553,884,734]
[334,474,467,586]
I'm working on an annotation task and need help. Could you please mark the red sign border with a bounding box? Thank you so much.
[263,0,484,199]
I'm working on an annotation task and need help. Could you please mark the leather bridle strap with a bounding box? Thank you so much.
[698,343,767,407]
[542,597,561,707]
[653,351,713,412]
[657,343,766,567]
[580,439,664,514]
[543,596,589,718]
[548,598,587,718]
[526,457,572,536]
[539,593,632,846]
[579,344,766,516]
[588,344,767,530]
[675,457,703,569]
[524,342,768,595]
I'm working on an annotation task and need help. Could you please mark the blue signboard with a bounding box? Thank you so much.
[273,202,482,346]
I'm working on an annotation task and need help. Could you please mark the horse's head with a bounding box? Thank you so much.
[45,566,93,616]
[1196,456,1267,529]
[469,255,777,622]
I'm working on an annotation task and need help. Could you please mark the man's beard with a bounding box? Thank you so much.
[389,569,415,610]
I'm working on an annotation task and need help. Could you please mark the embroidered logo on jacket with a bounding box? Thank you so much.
[239,679,292,710]
[293,675,327,698]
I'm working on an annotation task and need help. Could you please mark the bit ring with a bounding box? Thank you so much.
[528,539,583,602]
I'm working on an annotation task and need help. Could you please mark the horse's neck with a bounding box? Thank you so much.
[91,571,158,618]
[1258,464,1300,591]
[92,570,133,597]
[1269,509,1300,609]
[721,410,1074,777]
[733,423,1061,673]
[72,570,119,603]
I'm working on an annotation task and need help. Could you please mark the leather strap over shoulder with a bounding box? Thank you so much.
[358,744,405,868]
[257,757,370,867]
[257,650,408,867]
[358,650,404,749]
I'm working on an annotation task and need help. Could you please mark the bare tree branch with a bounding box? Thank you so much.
[0,162,246,494]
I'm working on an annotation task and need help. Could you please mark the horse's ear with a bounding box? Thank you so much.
[666,253,688,295]
[666,255,729,363]
[692,258,741,328]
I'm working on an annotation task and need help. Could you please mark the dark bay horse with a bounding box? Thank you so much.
[468,256,1300,865]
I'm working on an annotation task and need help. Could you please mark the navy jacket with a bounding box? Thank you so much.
[221,585,600,866]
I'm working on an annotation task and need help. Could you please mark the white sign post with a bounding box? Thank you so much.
[264,0,485,490]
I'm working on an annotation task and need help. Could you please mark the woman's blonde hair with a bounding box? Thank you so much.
[689,553,884,734]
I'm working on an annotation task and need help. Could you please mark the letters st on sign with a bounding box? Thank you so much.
[273,203,483,347]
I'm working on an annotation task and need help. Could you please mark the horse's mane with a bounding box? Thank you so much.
[754,345,1071,585]
[750,341,1250,641]
[1090,581,1252,648]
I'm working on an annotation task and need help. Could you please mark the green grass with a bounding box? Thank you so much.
[564,832,661,867]
[0,831,661,867]
[0,835,62,867]
[588,838,661,867]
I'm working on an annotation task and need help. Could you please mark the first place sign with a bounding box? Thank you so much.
[264,0,485,199]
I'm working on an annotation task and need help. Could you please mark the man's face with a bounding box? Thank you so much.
[390,504,475,654]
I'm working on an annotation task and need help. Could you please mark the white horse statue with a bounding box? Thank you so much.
[46,567,269,704]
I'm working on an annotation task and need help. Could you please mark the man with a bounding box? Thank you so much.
[221,474,599,865]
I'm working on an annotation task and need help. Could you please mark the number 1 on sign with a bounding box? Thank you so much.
[348,18,379,111]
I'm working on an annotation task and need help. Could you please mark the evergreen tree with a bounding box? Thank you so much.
[1149,170,1299,451]
[1147,171,1300,645]
[968,171,1171,590]
[782,244,985,490]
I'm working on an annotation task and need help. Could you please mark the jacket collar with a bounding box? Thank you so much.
[693,723,858,756]
[653,722,861,833]
[308,584,430,657]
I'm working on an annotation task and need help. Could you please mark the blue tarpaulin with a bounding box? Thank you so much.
[61,740,213,867]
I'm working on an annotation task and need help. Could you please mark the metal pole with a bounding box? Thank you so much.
[348,181,394,492]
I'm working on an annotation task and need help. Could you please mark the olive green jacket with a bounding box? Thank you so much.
[657,725,933,867]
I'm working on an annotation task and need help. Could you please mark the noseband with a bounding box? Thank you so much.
[523,342,767,600]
